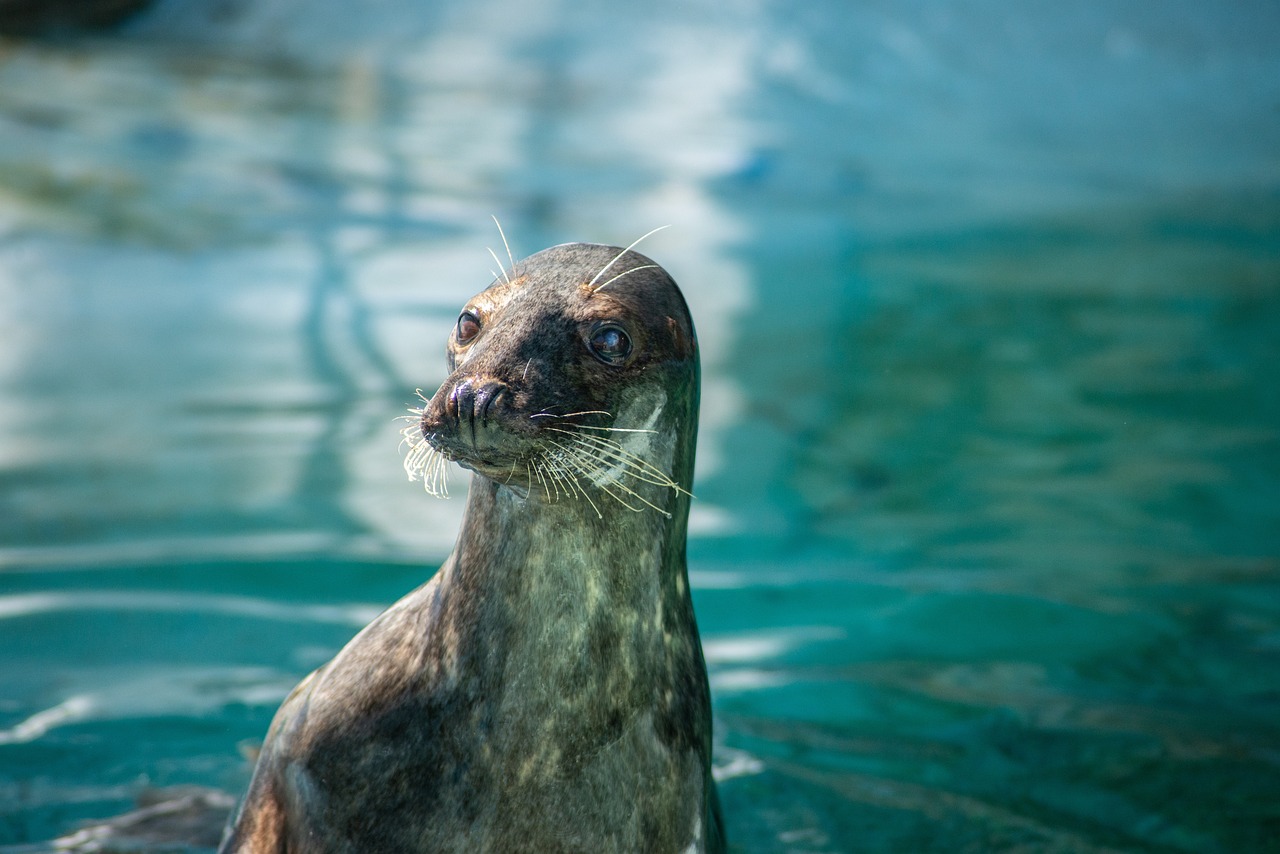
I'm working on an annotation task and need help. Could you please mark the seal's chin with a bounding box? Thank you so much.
[452,454,526,482]
[426,429,536,486]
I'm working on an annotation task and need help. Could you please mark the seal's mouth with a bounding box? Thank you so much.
[417,375,538,478]
[400,393,689,519]
[427,430,530,481]
[398,400,530,497]
[400,402,453,497]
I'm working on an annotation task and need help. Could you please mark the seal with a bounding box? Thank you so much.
[219,242,724,853]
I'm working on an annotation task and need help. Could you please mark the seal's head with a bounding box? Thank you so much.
[404,242,699,517]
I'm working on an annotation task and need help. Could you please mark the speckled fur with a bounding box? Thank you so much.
[219,244,723,854]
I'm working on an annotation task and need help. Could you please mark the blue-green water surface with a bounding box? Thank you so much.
[2,2,1279,851]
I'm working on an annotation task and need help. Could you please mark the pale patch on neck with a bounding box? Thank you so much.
[586,389,671,489]
[681,815,703,854]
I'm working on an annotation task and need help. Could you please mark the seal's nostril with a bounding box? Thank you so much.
[441,379,507,447]
[475,381,508,426]
[449,380,477,424]
[445,382,463,421]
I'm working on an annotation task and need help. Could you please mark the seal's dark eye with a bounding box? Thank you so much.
[588,323,632,365]
[456,310,481,344]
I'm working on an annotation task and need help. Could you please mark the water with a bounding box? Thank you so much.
[2,1,1279,850]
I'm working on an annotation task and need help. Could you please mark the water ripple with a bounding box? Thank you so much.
[0,591,382,626]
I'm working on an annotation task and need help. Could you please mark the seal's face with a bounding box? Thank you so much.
[405,242,698,514]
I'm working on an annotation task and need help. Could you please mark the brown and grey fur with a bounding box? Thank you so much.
[219,243,723,853]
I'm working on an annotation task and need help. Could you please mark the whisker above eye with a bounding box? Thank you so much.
[487,246,511,286]
[492,215,515,271]
[587,225,671,291]
[592,264,660,293]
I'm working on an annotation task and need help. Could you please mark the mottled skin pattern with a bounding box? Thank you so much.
[220,244,723,853]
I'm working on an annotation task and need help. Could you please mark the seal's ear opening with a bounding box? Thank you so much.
[667,315,695,361]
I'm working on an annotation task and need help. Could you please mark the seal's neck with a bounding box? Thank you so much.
[444,474,694,702]
[457,474,687,611]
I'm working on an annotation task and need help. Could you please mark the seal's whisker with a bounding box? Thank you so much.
[546,435,674,519]
[427,445,450,497]
[426,449,450,498]
[401,411,451,498]
[544,427,691,495]
[538,462,559,501]
[566,435,677,489]
[533,444,571,503]
[571,445,678,506]
[571,425,658,434]
[487,247,511,286]
[547,427,675,485]
[543,447,602,519]
[492,215,515,270]
[546,454,573,502]
[531,459,550,500]
[558,442,674,518]
[548,465,572,503]
[599,476,672,518]
[530,410,613,420]
[546,442,602,512]
[556,446,630,516]
[593,264,660,293]
[587,225,670,291]
[526,462,546,502]
[565,456,646,515]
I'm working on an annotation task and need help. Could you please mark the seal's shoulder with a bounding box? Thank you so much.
[262,576,450,755]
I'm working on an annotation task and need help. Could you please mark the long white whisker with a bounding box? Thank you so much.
[549,462,572,502]
[564,433,668,481]
[561,446,642,512]
[572,425,658,434]
[401,418,451,498]
[487,247,511,285]
[574,439,688,495]
[492,215,515,270]
[544,447,602,518]
[544,427,691,494]
[593,264,659,293]
[587,225,670,290]
[535,443,571,501]
[558,442,674,518]
[554,451,607,520]
[600,475,672,517]
[529,461,551,502]
[530,410,613,420]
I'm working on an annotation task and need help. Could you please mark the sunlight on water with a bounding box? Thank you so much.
[2,0,1279,851]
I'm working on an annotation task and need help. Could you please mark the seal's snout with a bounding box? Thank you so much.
[421,375,523,470]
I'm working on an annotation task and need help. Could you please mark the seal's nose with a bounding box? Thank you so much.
[440,377,510,451]
[447,378,507,427]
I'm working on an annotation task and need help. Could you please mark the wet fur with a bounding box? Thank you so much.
[220,243,722,853]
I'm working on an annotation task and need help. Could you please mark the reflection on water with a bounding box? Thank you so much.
[2,1,1279,850]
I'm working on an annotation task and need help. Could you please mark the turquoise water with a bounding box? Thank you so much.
[2,1,1279,850]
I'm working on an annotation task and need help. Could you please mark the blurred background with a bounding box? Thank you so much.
[1,0,1278,850]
